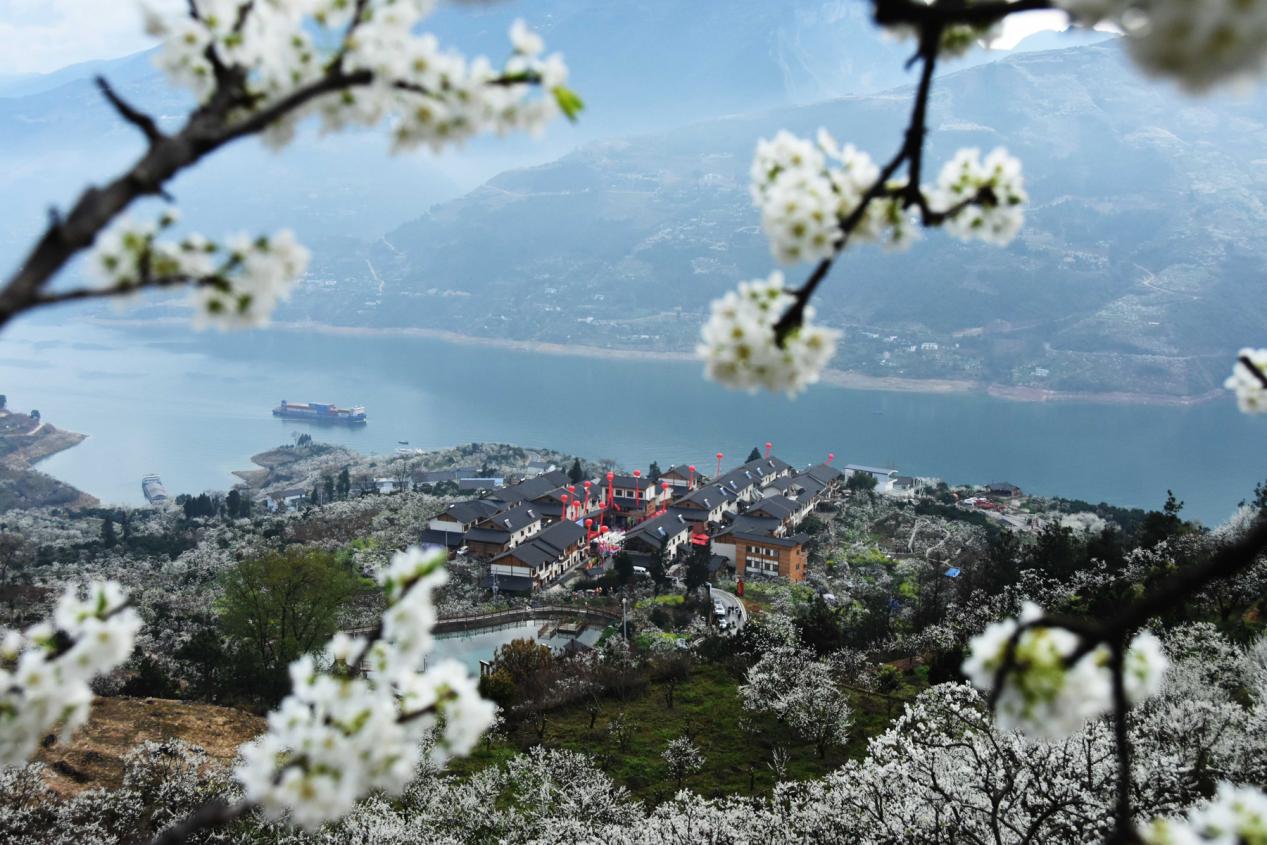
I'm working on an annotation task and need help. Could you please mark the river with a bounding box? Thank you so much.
[1,318,1263,525]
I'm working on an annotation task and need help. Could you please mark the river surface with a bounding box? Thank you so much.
[430,620,605,673]
[1,319,1263,525]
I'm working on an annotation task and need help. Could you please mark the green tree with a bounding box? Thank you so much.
[0,394,6,409]
[323,475,335,503]
[686,542,711,595]
[614,551,634,584]
[337,467,351,499]
[746,446,762,463]
[568,458,584,484]
[100,515,117,548]
[217,548,361,700]
[648,461,662,483]
[846,472,878,493]
[226,489,242,519]
[1140,490,1188,548]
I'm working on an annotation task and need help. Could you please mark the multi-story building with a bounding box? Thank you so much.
[713,530,810,582]
[464,504,545,558]
[486,519,590,592]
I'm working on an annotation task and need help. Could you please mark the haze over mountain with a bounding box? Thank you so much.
[255,40,1264,401]
[0,0,998,266]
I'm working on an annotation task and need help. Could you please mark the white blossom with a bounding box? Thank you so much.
[146,2,571,152]
[932,147,1028,246]
[1225,348,1267,414]
[90,216,309,329]
[1143,782,1267,844]
[962,602,1169,737]
[0,581,142,767]
[1057,0,1267,92]
[233,544,496,829]
[697,271,839,396]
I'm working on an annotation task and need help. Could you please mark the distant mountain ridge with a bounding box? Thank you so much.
[0,0,976,268]
[282,41,1267,400]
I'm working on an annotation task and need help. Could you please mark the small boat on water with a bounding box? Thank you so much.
[398,440,410,445]
[141,474,169,506]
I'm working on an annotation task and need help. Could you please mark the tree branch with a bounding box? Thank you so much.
[95,77,164,144]
[872,0,1056,29]
[1240,354,1267,389]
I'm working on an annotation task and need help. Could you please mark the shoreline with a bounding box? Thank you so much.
[96,316,1222,408]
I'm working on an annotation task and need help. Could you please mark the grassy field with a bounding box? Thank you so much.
[451,662,915,804]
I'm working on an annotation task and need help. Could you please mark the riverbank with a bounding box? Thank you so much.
[95,316,1223,408]
[0,408,96,511]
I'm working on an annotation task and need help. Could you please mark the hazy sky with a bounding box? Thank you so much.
[0,1,1067,76]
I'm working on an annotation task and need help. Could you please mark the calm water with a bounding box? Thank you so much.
[1,319,1263,525]
[430,620,604,673]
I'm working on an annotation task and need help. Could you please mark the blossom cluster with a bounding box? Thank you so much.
[0,581,142,766]
[234,545,496,829]
[146,1,573,151]
[697,271,839,396]
[748,130,917,264]
[961,602,1168,737]
[932,147,1028,246]
[91,213,309,328]
[1226,348,1267,414]
[1056,0,1267,92]
[1143,783,1267,844]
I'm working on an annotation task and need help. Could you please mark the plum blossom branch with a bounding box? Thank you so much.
[0,2,578,331]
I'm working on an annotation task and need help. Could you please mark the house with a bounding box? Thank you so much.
[742,456,796,486]
[464,504,545,558]
[890,476,921,498]
[714,466,764,504]
[799,463,845,493]
[486,470,569,508]
[428,499,501,534]
[265,487,307,513]
[670,483,739,525]
[987,482,1023,498]
[845,464,899,494]
[659,465,699,491]
[458,477,504,492]
[712,530,809,582]
[604,473,672,519]
[744,494,810,534]
[415,466,479,484]
[624,512,691,559]
[485,519,590,590]
[373,477,408,494]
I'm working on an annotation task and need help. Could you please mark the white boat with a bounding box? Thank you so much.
[141,474,168,506]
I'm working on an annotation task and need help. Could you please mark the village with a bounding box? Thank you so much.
[394,445,1029,597]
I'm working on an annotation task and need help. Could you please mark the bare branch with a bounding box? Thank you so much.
[1240,354,1267,389]
[873,0,1056,29]
[96,77,164,145]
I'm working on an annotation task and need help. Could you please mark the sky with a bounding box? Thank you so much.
[0,1,1070,76]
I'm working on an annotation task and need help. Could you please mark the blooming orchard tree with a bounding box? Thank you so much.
[740,646,854,757]
[661,736,705,791]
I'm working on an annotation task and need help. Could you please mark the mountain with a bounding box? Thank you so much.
[0,0,984,277]
[284,40,1267,400]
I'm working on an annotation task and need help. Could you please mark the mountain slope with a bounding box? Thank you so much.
[288,41,1267,399]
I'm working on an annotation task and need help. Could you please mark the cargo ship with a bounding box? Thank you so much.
[141,474,169,506]
[272,400,367,425]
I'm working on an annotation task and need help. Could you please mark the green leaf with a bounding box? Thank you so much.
[552,86,585,123]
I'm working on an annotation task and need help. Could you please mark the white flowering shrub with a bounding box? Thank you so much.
[961,601,1168,737]
[0,581,142,766]
[661,736,705,788]
[740,646,853,756]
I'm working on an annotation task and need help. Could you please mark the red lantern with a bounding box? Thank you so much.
[765,441,772,458]
[827,452,835,465]
[715,452,724,478]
